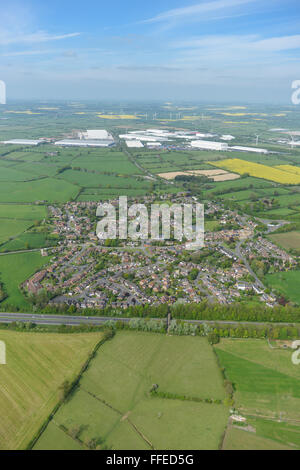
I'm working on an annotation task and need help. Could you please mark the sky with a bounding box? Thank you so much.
[0,0,300,102]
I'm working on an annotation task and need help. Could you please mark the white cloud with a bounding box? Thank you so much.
[253,35,300,52]
[172,33,300,62]
[0,31,80,46]
[142,0,258,24]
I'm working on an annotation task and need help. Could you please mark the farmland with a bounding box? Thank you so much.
[269,231,300,251]
[35,331,229,450]
[0,179,79,203]
[0,252,50,307]
[210,159,300,184]
[0,219,33,245]
[158,169,240,182]
[215,339,300,420]
[0,330,104,450]
[216,338,300,449]
[0,204,47,250]
[223,424,298,450]
[265,270,300,305]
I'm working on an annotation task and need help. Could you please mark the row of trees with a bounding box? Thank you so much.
[3,296,300,325]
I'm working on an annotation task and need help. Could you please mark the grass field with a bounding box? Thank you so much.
[59,170,150,190]
[0,252,50,307]
[0,330,104,450]
[0,205,48,251]
[0,219,33,245]
[35,331,228,450]
[0,204,46,220]
[72,155,140,175]
[270,231,300,250]
[0,178,79,203]
[265,270,300,305]
[0,232,57,252]
[215,339,300,419]
[222,426,295,450]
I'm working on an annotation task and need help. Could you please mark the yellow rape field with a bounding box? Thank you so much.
[4,110,41,115]
[209,159,300,184]
[275,165,300,176]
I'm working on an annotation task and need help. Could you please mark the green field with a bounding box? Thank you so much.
[59,170,150,189]
[0,330,104,450]
[0,232,57,252]
[0,205,48,251]
[72,154,140,175]
[0,178,79,203]
[266,270,300,305]
[215,339,300,419]
[0,219,33,245]
[270,231,300,250]
[223,425,296,450]
[35,331,228,450]
[0,252,50,307]
[0,204,46,220]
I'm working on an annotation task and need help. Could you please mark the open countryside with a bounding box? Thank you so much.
[34,332,228,450]
[0,330,104,450]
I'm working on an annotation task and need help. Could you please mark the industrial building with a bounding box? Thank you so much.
[220,135,235,141]
[125,140,144,148]
[78,129,113,140]
[1,139,45,146]
[146,142,162,147]
[119,133,170,142]
[190,140,229,151]
[231,146,268,154]
[54,139,115,147]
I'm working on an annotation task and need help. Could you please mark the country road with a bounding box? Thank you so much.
[235,240,266,290]
[0,312,297,327]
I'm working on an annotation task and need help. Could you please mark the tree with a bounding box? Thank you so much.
[207,332,220,345]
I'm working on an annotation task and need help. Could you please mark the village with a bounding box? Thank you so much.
[23,196,298,311]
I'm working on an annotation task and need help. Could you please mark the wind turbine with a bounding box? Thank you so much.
[289,133,295,148]
[255,135,260,146]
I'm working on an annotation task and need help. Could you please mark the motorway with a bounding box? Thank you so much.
[0,312,297,327]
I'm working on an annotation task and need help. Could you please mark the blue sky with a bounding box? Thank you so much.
[0,0,300,102]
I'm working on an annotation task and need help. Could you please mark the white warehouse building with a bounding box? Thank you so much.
[191,140,229,151]
[54,139,114,147]
[78,129,113,140]
[231,146,268,154]
[125,140,144,148]
[1,139,45,146]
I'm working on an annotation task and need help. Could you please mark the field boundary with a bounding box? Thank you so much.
[27,329,115,450]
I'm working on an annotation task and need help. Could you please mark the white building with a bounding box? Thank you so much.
[1,139,45,146]
[195,133,216,138]
[191,140,228,151]
[146,142,161,147]
[78,129,113,140]
[125,140,144,148]
[54,139,114,147]
[231,146,268,154]
[221,135,235,141]
[119,133,169,142]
